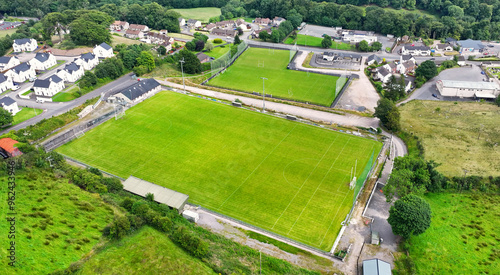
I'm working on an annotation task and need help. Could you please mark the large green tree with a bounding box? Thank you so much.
[0,108,13,127]
[177,49,201,74]
[321,35,332,48]
[384,75,406,101]
[358,40,370,52]
[136,51,155,72]
[416,60,438,81]
[388,194,432,239]
[374,98,400,131]
[69,17,111,46]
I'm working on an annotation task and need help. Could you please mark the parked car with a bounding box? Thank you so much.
[11,85,20,91]
[432,93,439,98]
[29,77,37,82]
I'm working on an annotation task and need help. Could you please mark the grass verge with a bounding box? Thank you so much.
[12,107,42,125]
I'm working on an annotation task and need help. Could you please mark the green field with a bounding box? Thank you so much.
[400,101,500,176]
[0,28,16,38]
[0,172,114,274]
[52,88,79,102]
[406,193,500,274]
[57,91,381,250]
[173,7,221,22]
[285,35,356,51]
[208,47,341,106]
[80,226,214,274]
[12,107,42,125]
[204,44,231,59]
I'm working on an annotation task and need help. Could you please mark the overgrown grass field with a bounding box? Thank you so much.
[80,226,214,274]
[0,171,114,274]
[172,7,221,22]
[57,91,381,250]
[285,35,356,51]
[407,193,500,274]
[400,100,500,176]
[208,47,341,106]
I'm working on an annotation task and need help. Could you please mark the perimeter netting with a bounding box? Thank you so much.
[289,42,298,62]
[335,72,348,98]
[210,41,247,76]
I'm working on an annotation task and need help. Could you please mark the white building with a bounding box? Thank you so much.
[56,62,84,82]
[375,67,392,83]
[0,73,14,93]
[436,80,499,98]
[179,18,186,26]
[12,38,38,52]
[0,96,20,116]
[110,21,129,31]
[93,42,114,58]
[342,30,377,43]
[75,52,99,70]
[0,56,20,71]
[401,45,431,56]
[29,52,57,71]
[33,75,65,98]
[4,63,36,83]
[187,19,201,28]
[457,39,484,54]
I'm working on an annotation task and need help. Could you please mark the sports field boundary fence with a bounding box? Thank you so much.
[201,41,249,85]
[330,76,352,108]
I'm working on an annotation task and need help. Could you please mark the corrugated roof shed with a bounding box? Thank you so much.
[439,80,499,90]
[363,259,392,275]
[115,78,160,101]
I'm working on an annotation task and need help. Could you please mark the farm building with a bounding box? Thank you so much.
[122,176,189,213]
[111,78,161,104]
[0,138,23,157]
[436,80,499,99]
[363,259,392,275]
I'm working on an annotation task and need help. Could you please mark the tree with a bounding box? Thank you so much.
[271,29,283,43]
[384,75,406,101]
[157,45,166,55]
[234,35,241,45]
[416,60,438,81]
[79,71,98,88]
[321,35,332,48]
[287,9,303,29]
[177,49,201,74]
[371,41,383,51]
[108,216,131,240]
[388,194,431,239]
[69,18,111,46]
[259,30,270,41]
[194,39,205,51]
[0,108,13,127]
[374,98,400,131]
[237,27,243,35]
[185,41,196,51]
[358,40,370,52]
[136,51,155,72]
[205,41,214,52]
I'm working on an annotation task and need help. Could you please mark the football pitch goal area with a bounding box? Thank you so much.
[208,47,345,107]
[56,91,382,251]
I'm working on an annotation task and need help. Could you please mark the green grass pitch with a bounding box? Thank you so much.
[208,47,340,107]
[57,91,381,250]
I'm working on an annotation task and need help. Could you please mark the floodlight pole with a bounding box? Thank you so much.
[260,77,268,112]
[179,57,185,91]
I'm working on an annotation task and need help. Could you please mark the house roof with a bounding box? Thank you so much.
[178,18,184,22]
[129,24,148,31]
[436,43,452,50]
[196,52,211,63]
[0,138,20,154]
[122,176,188,210]
[363,258,392,275]
[63,62,81,73]
[446,37,457,43]
[211,28,237,36]
[458,39,484,50]
[438,80,499,90]
[403,45,430,51]
[98,42,112,51]
[13,38,34,45]
[187,19,199,24]
[367,54,382,63]
[206,23,216,30]
[33,75,62,88]
[458,56,466,61]
[116,78,160,101]
[113,21,128,26]
[11,62,31,73]
[0,56,14,64]
[0,73,8,84]
[337,52,361,59]
[378,67,391,77]
[81,52,96,61]
[33,52,52,63]
[126,29,141,35]
[402,60,415,68]
[401,54,414,61]
[0,96,16,106]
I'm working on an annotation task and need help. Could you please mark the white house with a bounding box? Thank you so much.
[179,18,186,26]
[112,78,161,104]
[128,24,149,32]
[401,45,431,56]
[457,56,466,66]
[4,63,36,83]
[125,29,144,39]
[436,43,453,52]
[397,60,416,74]
[400,54,416,63]
[0,73,14,93]
[342,30,377,43]
[33,74,65,98]
[12,38,38,52]
[56,62,84,82]
[273,17,286,27]
[187,19,202,28]
[0,56,20,71]
[366,54,383,66]
[29,52,57,71]
[0,96,20,116]
[110,21,129,31]
[75,52,99,70]
[375,67,392,83]
[93,42,114,58]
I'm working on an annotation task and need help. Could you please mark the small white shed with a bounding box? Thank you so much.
[182,210,199,223]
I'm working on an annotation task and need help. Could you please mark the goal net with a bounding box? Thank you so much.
[335,71,348,98]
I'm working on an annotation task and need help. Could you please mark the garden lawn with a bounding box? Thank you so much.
[208,47,341,106]
[111,35,142,46]
[285,35,356,51]
[0,172,114,274]
[57,91,381,251]
[79,226,215,275]
[172,7,221,22]
[407,193,500,274]
[204,45,230,59]
[52,88,79,102]
[12,107,42,125]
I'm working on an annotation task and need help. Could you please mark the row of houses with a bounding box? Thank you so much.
[254,17,286,27]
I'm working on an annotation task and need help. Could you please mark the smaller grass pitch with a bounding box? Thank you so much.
[208,47,341,106]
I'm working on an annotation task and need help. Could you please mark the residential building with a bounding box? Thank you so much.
[363,258,392,275]
[375,67,392,83]
[383,62,398,74]
[210,28,237,38]
[401,44,431,56]
[33,74,65,98]
[205,23,216,32]
[436,80,499,98]
[342,30,377,43]
[0,138,23,157]
[235,19,247,30]
[179,18,186,26]
[273,17,286,26]
[12,38,38,52]
[128,24,149,32]
[457,55,466,66]
[397,60,416,74]
[110,21,129,31]
[125,29,144,39]
[335,52,362,62]
[445,37,458,46]
[216,20,235,28]
[0,56,20,71]
[0,74,14,93]
[4,63,36,83]
[146,32,174,44]
[253,28,271,38]
[366,54,383,66]
[29,52,57,71]
[75,52,99,70]
[187,19,201,28]
[160,41,172,52]
[400,54,416,63]
[0,96,20,116]
[196,52,211,63]
[436,43,453,52]
[93,42,114,58]
[254,18,271,25]
[57,62,84,82]
[323,52,335,62]
[458,39,484,54]
[111,78,161,104]
[159,29,168,35]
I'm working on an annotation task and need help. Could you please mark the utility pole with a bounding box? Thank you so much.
[179,57,185,91]
[260,77,268,112]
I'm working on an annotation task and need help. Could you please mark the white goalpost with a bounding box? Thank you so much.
[258,60,265,67]
[349,160,357,190]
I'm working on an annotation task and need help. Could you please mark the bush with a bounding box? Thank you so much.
[101,177,123,193]
[214,38,223,44]
[108,216,131,240]
[121,198,135,211]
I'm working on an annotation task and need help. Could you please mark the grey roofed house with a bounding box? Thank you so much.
[445,37,457,44]
[458,55,466,61]
[63,62,81,72]
[404,45,430,51]
[33,74,63,88]
[187,19,198,24]
[33,52,51,62]
[0,73,9,84]
[0,96,16,107]
[363,259,392,275]
[98,42,112,51]
[0,56,13,64]
[80,52,96,61]
[196,52,211,63]
[114,78,160,101]
[457,39,484,51]
[378,67,391,77]
[401,54,414,61]
[337,52,362,60]
[11,62,31,73]
[13,38,33,45]
[367,54,383,64]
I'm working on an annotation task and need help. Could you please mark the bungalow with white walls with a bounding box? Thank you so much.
[12,38,38,52]
[29,52,57,71]
[93,42,114,58]
[0,56,20,71]
[56,62,84,82]
[4,63,36,83]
